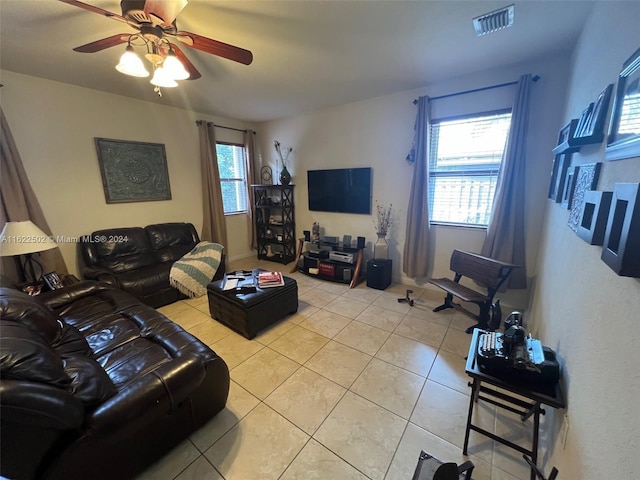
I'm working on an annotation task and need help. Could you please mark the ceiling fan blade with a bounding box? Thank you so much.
[73,34,130,53]
[170,43,201,80]
[144,0,188,27]
[176,31,253,65]
[58,0,127,24]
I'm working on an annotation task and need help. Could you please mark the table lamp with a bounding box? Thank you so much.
[0,220,58,284]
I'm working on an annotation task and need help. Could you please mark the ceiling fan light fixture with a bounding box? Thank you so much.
[116,45,149,77]
[150,67,179,88]
[62,0,253,94]
[163,51,190,80]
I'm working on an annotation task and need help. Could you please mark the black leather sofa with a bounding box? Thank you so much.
[0,280,230,480]
[78,222,225,308]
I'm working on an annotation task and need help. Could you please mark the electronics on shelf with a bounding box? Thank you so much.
[308,249,330,259]
[329,251,356,264]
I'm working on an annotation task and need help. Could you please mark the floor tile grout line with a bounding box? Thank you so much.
[172,264,507,479]
[257,400,373,480]
[383,419,413,480]
[167,439,201,480]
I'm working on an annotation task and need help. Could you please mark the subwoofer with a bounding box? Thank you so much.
[366,259,392,290]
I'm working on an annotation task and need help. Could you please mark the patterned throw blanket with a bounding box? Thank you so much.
[169,241,224,298]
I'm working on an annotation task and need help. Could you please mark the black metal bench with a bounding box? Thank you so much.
[429,249,518,333]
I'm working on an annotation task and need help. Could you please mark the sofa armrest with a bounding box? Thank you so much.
[0,380,84,429]
[89,355,205,433]
[1,380,85,480]
[38,281,113,310]
[83,266,119,285]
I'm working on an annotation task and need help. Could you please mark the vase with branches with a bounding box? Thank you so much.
[274,140,292,185]
[373,202,392,259]
[374,203,393,236]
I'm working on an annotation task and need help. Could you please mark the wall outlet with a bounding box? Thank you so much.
[559,414,569,449]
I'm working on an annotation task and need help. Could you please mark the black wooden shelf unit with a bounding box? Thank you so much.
[252,184,296,265]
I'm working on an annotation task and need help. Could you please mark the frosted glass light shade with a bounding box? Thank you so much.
[0,221,58,256]
[150,67,178,88]
[163,53,189,80]
[116,46,150,78]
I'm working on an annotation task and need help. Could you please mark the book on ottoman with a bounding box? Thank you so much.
[257,271,285,288]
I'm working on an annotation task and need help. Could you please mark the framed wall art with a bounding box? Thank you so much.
[95,138,172,204]
[552,119,580,155]
[562,166,578,210]
[585,83,613,139]
[574,103,594,139]
[577,190,613,245]
[606,47,640,160]
[548,153,573,202]
[601,183,640,277]
[568,163,602,232]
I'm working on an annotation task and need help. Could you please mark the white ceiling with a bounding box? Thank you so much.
[0,0,595,122]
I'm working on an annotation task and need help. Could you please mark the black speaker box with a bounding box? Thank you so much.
[366,259,392,290]
[357,236,365,249]
[303,230,311,241]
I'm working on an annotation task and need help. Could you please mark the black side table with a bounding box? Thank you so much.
[18,274,80,296]
[463,329,565,480]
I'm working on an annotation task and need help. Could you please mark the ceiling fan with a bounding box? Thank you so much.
[60,0,253,94]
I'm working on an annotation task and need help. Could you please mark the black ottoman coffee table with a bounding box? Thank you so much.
[207,269,298,339]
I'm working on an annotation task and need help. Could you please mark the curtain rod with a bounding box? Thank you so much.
[194,120,254,134]
[413,75,540,104]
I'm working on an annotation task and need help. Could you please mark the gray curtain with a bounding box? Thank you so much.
[0,106,68,281]
[403,96,431,278]
[197,121,228,250]
[480,74,532,289]
[244,130,258,250]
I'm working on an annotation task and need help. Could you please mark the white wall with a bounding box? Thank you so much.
[0,71,257,274]
[257,55,571,310]
[528,4,640,478]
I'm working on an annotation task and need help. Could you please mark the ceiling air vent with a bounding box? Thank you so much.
[473,4,514,36]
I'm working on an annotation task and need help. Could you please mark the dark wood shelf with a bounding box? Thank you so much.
[253,185,295,265]
[258,253,296,264]
[290,238,365,288]
[297,267,364,285]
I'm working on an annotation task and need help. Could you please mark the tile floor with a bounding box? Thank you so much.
[135,259,539,480]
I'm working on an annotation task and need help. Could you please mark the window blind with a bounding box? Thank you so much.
[429,111,511,226]
[216,143,248,214]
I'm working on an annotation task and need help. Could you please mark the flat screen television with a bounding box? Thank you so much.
[307,167,372,214]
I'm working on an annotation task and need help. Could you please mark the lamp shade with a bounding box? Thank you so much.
[0,221,58,256]
[163,52,190,80]
[150,67,178,88]
[116,45,150,78]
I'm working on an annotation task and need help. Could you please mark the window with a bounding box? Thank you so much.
[216,143,248,214]
[429,111,512,226]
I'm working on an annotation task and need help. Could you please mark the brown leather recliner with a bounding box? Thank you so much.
[0,282,230,480]
[78,222,225,308]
